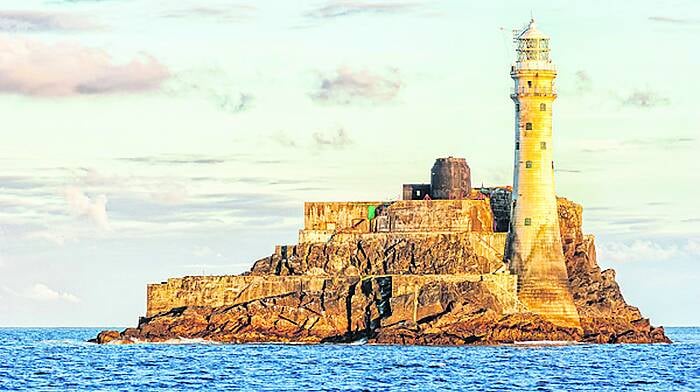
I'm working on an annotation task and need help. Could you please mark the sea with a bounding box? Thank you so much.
[0,327,698,391]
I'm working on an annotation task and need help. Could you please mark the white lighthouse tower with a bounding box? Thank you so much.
[506,19,582,329]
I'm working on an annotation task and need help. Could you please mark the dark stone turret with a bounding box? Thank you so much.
[430,157,471,200]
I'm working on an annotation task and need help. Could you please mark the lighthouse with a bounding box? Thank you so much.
[506,19,582,329]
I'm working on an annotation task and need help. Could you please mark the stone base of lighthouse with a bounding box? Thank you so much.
[508,232,582,329]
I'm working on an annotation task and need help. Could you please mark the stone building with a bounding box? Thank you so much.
[402,157,471,201]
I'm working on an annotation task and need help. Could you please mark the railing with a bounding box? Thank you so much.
[510,86,557,97]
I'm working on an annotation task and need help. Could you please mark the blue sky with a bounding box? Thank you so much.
[0,0,698,327]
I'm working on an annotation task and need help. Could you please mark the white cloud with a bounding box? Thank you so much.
[63,187,111,230]
[306,1,426,19]
[684,239,700,256]
[26,283,80,303]
[25,231,68,246]
[192,246,223,258]
[182,263,242,270]
[150,183,188,205]
[312,128,353,149]
[163,5,257,22]
[0,11,99,32]
[599,239,700,263]
[310,66,402,104]
[0,36,169,97]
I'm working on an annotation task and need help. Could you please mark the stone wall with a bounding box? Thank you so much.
[300,199,494,243]
[304,202,377,232]
[146,273,518,318]
[379,200,492,233]
[147,275,326,317]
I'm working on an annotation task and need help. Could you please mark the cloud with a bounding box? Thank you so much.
[119,155,229,165]
[579,137,694,153]
[63,187,111,230]
[271,131,298,148]
[181,263,246,271]
[165,71,253,114]
[312,128,353,149]
[306,1,424,19]
[53,0,117,3]
[150,183,188,205]
[599,239,700,263]
[685,239,700,256]
[649,16,700,25]
[164,5,256,22]
[0,11,98,32]
[25,231,68,246]
[108,191,300,229]
[310,66,402,104]
[555,169,581,173]
[191,246,224,258]
[26,283,80,303]
[619,89,670,108]
[0,36,170,97]
[0,176,48,190]
[214,92,254,113]
[574,70,592,94]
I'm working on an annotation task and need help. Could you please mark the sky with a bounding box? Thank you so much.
[0,0,698,327]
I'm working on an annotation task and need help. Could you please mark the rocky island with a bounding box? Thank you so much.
[93,19,669,345]
[92,160,669,345]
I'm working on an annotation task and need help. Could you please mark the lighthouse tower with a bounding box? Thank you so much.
[506,19,581,329]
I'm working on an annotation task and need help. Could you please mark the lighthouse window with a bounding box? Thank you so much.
[540,103,546,111]
[540,141,547,150]
[524,218,532,226]
[525,122,532,130]
[527,81,532,88]
[525,160,532,168]
[515,104,520,111]
[516,142,520,150]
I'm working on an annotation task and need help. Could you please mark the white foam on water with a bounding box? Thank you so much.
[349,338,368,345]
[41,339,91,346]
[161,337,219,345]
[512,340,579,346]
[102,336,221,345]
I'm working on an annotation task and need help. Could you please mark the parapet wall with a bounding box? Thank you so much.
[304,201,379,232]
[146,273,518,318]
[301,199,494,243]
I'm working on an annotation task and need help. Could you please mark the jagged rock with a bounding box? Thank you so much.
[89,330,122,344]
[250,233,501,277]
[556,198,670,343]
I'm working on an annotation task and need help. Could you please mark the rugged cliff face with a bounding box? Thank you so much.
[92,198,670,345]
[557,199,669,343]
[248,233,504,277]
